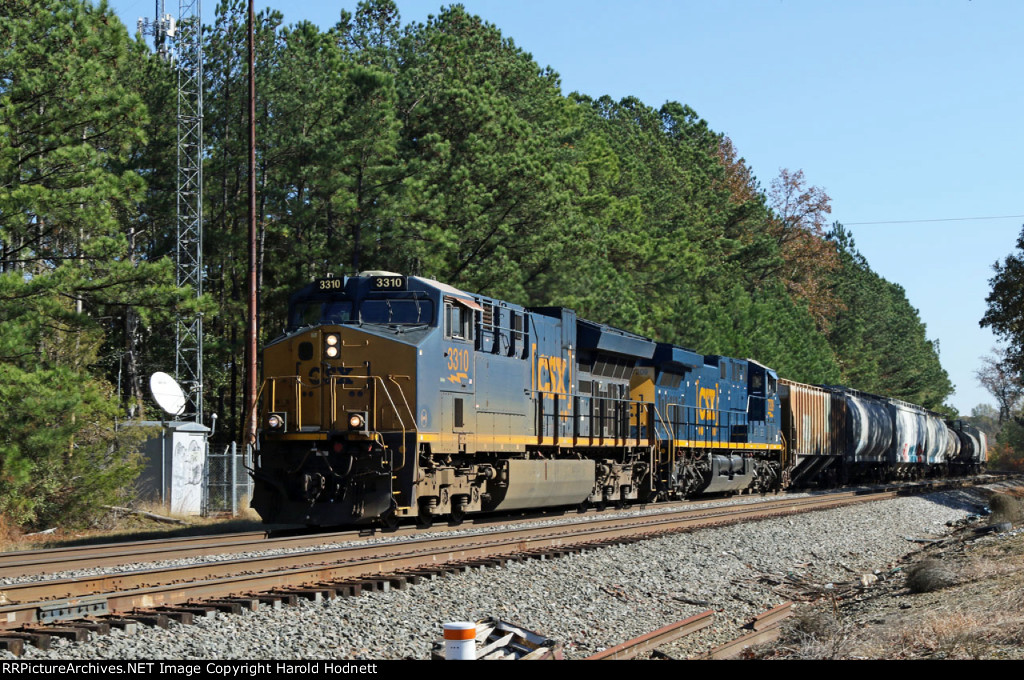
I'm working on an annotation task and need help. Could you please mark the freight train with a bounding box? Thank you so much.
[249,273,987,527]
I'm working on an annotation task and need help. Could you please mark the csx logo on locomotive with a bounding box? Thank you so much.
[533,350,568,399]
[696,381,719,437]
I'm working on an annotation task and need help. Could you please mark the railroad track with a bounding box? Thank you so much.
[583,601,795,660]
[2,488,902,584]
[0,502,691,579]
[0,476,994,657]
[2,478,968,580]
[0,487,906,632]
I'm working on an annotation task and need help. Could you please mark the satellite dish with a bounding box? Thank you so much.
[150,372,187,416]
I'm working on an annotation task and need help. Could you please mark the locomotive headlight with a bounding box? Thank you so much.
[346,411,370,432]
[266,412,287,431]
[325,345,340,358]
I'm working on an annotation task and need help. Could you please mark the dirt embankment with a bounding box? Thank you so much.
[754,482,1024,660]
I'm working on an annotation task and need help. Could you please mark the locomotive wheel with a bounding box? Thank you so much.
[416,499,435,529]
[380,506,400,531]
[449,494,469,525]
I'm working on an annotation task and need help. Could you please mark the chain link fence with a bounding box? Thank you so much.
[203,442,252,517]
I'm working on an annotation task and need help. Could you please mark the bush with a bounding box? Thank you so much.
[988,493,1024,525]
[906,559,958,594]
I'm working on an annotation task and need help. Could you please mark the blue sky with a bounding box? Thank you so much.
[108,0,1023,414]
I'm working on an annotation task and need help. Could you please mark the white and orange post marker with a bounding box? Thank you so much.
[442,621,477,660]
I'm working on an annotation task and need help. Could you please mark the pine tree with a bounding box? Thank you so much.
[0,0,176,527]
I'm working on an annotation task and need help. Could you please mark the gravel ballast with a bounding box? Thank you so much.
[2,487,992,660]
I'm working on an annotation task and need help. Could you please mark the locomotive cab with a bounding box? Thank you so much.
[252,273,435,526]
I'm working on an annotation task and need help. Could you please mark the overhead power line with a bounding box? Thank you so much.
[846,214,1024,226]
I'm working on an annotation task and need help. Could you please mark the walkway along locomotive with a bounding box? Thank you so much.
[250,273,986,527]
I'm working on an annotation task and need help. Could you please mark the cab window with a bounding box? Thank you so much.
[445,301,474,341]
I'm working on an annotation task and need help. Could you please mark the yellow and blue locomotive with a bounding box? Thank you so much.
[251,272,785,526]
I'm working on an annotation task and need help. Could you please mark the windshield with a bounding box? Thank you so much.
[296,301,354,326]
[361,298,434,325]
[291,295,435,329]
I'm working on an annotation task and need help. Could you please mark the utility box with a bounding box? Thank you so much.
[134,420,209,516]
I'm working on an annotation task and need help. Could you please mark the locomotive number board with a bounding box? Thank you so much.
[315,278,345,291]
[369,275,407,291]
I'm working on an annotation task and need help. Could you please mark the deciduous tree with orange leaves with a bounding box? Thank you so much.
[767,168,842,331]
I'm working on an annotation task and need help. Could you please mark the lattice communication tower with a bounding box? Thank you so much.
[140,1,204,423]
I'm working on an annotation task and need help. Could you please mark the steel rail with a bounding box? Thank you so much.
[0,531,271,577]
[0,500,636,577]
[0,506,602,577]
[584,610,715,660]
[4,474,976,580]
[0,488,899,580]
[704,602,794,659]
[751,601,794,631]
[0,490,893,631]
[1,490,889,593]
[0,498,708,576]
[706,626,783,659]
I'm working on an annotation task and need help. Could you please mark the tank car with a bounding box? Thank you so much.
[886,398,950,480]
[251,272,786,526]
[778,382,894,485]
[948,420,988,474]
[777,381,964,485]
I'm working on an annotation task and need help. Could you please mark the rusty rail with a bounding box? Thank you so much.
[705,602,794,659]
[585,610,714,660]
[0,493,880,634]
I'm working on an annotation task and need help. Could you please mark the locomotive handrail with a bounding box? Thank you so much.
[529,390,650,447]
[664,402,745,447]
[259,375,322,431]
[387,374,416,433]
[259,374,414,471]
[779,430,791,472]
[327,373,413,473]
[651,403,675,469]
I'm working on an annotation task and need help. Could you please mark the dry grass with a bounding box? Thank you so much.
[756,510,1024,660]
[0,501,267,553]
[753,483,1024,660]
[234,493,261,522]
[881,609,1001,660]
